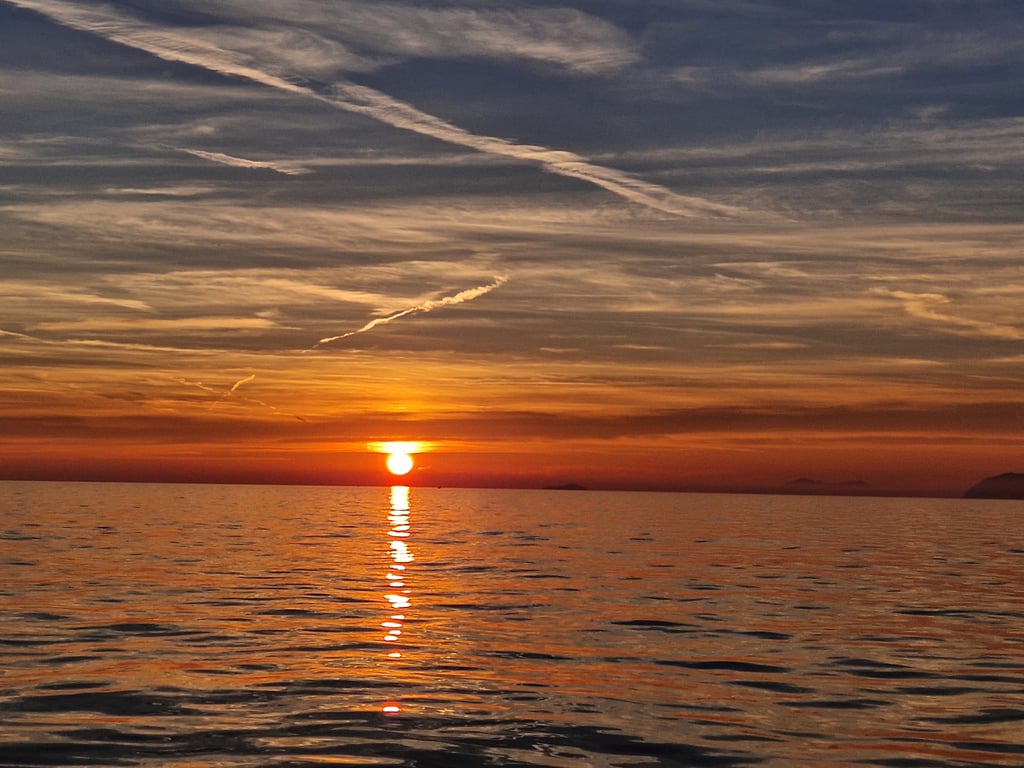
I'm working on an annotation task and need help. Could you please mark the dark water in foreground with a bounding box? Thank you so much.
[1,482,1023,767]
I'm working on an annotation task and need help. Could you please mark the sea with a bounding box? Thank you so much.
[1,481,1022,768]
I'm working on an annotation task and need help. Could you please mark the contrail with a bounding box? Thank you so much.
[175,377,220,395]
[180,148,311,176]
[177,373,255,398]
[312,275,508,348]
[228,373,257,393]
[323,83,745,218]
[176,373,307,421]
[4,0,746,219]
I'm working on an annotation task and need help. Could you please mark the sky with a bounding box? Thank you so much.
[1,0,1022,496]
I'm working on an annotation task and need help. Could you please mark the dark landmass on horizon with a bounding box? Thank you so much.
[963,473,1024,500]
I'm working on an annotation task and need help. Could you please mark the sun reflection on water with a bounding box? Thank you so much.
[380,485,415,714]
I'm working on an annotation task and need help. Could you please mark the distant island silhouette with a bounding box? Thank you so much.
[964,473,1024,500]
[543,483,587,491]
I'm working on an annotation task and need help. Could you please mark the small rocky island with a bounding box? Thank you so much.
[964,473,1024,500]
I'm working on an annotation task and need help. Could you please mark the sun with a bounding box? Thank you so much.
[370,441,425,477]
[385,451,414,476]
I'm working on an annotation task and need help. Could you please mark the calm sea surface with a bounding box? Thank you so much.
[1,482,1022,767]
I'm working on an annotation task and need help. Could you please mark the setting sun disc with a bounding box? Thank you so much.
[385,452,414,476]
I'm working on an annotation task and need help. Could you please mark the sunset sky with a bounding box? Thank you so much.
[2,0,1022,496]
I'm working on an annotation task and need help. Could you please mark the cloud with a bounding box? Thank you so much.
[190,0,638,74]
[742,58,901,85]
[33,317,279,333]
[3,0,743,219]
[708,341,809,351]
[105,263,506,321]
[103,185,217,197]
[56,338,220,355]
[180,148,311,176]
[312,275,508,348]
[0,281,151,312]
[179,22,378,77]
[872,288,1023,341]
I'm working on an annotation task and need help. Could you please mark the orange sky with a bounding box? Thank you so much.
[3,346,1020,496]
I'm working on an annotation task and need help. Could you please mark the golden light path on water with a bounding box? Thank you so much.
[381,485,414,715]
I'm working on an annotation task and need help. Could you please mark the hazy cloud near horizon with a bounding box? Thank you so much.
[1,0,1022,492]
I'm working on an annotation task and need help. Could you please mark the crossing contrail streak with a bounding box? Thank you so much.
[228,373,257,393]
[322,82,746,218]
[180,148,311,176]
[312,276,508,349]
[4,0,746,219]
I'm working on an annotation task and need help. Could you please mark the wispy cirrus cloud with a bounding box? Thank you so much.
[103,185,218,197]
[0,280,152,312]
[3,0,742,219]
[743,58,901,85]
[33,316,280,333]
[190,0,638,74]
[872,288,1023,341]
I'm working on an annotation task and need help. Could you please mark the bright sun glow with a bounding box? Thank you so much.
[369,441,426,477]
[385,451,414,476]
